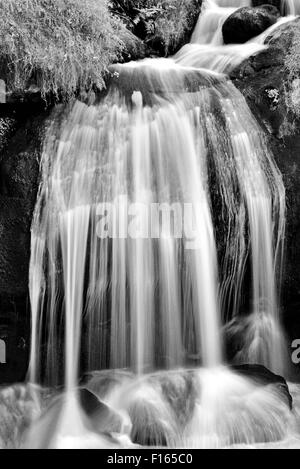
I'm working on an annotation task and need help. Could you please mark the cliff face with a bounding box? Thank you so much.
[0,106,50,383]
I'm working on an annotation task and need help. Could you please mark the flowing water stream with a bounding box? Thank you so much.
[282,0,300,15]
[22,0,300,449]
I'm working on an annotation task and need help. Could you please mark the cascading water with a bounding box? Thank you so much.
[26,0,297,448]
[282,0,300,15]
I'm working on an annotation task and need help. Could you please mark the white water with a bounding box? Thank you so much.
[176,0,296,74]
[25,0,294,449]
[282,0,300,15]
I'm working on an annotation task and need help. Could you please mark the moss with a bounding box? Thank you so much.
[0,0,139,99]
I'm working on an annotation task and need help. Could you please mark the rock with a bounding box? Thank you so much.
[0,108,48,292]
[222,6,280,44]
[0,199,32,296]
[230,17,300,381]
[0,384,51,449]
[22,389,125,449]
[85,368,292,446]
[252,0,281,9]
[230,18,300,135]
[79,388,125,435]
[110,0,202,56]
[232,364,293,410]
[0,106,49,385]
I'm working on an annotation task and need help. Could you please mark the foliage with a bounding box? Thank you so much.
[110,0,202,55]
[0,0,202,98]
[0,0,138,99]
[284,23,300,118]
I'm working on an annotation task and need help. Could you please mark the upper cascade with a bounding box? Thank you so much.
[282,0,300,15]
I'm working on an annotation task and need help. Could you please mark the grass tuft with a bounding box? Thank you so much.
[0,0,138,99]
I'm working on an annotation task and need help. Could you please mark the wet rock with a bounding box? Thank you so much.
[84,368,292,446]
[0,198,31,296]
[0,195,33,384]
[0,108,48,296]
[0,106,50,384]
[79,388,125,435]
[229,20,300,371]
[230,18,300,135]
[158,371,197,429]
[232,364,293,410]
[22,389,125,449]
[252,0,281,9]
[222,5,280,44]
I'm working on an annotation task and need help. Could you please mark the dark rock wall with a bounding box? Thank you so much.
[231,18,300,378]
[0,105,49,383]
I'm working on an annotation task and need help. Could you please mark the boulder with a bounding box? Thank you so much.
[222,5,280,44]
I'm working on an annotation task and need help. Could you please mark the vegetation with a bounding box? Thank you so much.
[111,0,202,55]
[0,0,201,99]
[284,22,300,118]
[0,0,139,99]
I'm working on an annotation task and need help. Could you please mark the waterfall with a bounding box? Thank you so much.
[190,0,238,45]
[29,0,287,398]
[22,0,295,450]
[282,0,300,15]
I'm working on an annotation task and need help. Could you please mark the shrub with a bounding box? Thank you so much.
[0,0,138,99]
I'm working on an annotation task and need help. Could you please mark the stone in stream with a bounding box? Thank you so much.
[222,5,280,44]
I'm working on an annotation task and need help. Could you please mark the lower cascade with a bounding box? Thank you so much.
[16,0,299,449]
